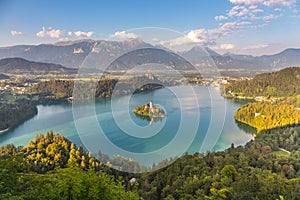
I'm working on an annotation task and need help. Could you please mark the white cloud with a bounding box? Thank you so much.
[262,13,282,21]
[252,8,264,12]
[249,5,258,9]
[36,27,63,38]
[160,21,251,49]
[10,30,22,36]
[160,36,192,47]
[151,37,161,42]
[228,5,242,17]
[187,29,213,44]
[110,31,138,40]
[159,29,215,49]
[227,4,265,19]
[58,37,70,41]
[68,32,73,36]
[241,43,270,50]
[215,15,228,21]
[73,31,94,38]
[211,43,235,50]
[263,0,297,6]
[209,21,252,38]
[229,0,297,7]
[228,5,255,18]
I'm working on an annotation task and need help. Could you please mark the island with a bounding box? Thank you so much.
[133,100,166,119]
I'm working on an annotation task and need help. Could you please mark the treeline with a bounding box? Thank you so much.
[0,131,102,173]
[235,101,300,132]
[0,131,139,199]
[0,99,37,130]
[30,76,165,101]
[3,127,300,199]
[29,79,74,100]
[0,130,145,174]
[0,158,139,200]
[255,125,300,153]
[225,67,300,98]
[136,126,300,199]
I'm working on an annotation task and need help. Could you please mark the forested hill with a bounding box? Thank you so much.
[0,57,77,74]
[226,67,300,98]
[235,101,300,132]
[3,127,300,199]
[0,131,139,199]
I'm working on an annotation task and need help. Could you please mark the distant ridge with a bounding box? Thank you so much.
[0,39,300,71]
[0,73,9,80]
[0,39,152,68]
[0,57,77,74]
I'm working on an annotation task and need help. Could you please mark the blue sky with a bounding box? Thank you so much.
[1,0,300,55]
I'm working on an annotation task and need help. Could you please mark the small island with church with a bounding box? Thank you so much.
[133,100,166,119]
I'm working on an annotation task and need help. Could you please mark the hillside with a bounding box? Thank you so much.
[0,131,139,199]
[0,39,152,68]
[0,57,77,74]
[226,67,300,132]
[235,101,300,132]
[2,126,300,199]
[137,125,300,199]
[0,99,37,130]
[226,67,300,98]
[29,75,165,101]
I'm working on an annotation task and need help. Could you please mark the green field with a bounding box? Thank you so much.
[272,150,290,156]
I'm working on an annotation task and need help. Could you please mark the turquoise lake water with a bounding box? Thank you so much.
[0,85,254,166]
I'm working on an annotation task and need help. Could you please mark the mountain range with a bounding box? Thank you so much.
[0,39,300,71]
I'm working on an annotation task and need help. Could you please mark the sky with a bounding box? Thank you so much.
[1,0,300,55]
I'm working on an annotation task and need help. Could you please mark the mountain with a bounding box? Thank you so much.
[181,47,259,70]
[0,57,77,74]
[222,48,300,71]
[0,39,300,71]
[259,48,300,70]
[0,73,9,80]
[0,39,153,68]
[107,48,194,71]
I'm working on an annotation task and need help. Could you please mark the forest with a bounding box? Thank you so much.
[235,100,300,132]
[29,77,165,101]
[225,67,300,98]
[2,127,300,199]
[0,99,37,130]
[0,131,140,199]
[225,67,300,132]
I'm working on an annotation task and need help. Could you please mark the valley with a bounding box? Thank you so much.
[1,40,300,200]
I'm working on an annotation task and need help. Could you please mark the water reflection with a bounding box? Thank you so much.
[134,113,164,126]
[235,120,257,134]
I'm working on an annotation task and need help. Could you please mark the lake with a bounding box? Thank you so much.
[0,85,254,166]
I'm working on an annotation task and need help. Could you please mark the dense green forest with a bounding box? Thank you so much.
[29,77,165,101]
[2,127,300,199]
[0,99,37,130]
[225,67,300,98]
[29,79,75,100]
[235,101,300,132]
[135,125,300,200]
[0,131,139,199]
[226,67,300,132]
